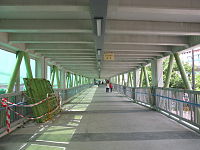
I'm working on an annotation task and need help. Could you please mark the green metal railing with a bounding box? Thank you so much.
[113,84,200,132]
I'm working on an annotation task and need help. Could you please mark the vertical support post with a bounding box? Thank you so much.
[55,67,61,88]
[133,69,140,87]
[130,72,133,87]
[139,68,144,87]
[127,72,130,87]
[122,74,125,85]
[164,54,174,88]
[23,52,33,78]
[74,74,77,87]
[174,53,192,90]
[70,73,74,87]
[36,56,47,78]
[118,75,120,85]
[60,69,66,89]
[143,66,150,87]
[7,51,24,93]
[192,49,195,90]
[151,58,164,109]
[51,66,56,86]
[151,58,163,87]
[66,72,70,88]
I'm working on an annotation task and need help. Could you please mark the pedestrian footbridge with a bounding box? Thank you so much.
[1,0,200,150]
[1,86,200,150]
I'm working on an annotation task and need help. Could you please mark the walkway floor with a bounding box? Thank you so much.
[1,86,200,150]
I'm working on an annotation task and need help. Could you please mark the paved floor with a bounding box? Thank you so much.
[1,86,200,150]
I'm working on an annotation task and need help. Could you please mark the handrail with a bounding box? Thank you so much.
[113,84,200,133]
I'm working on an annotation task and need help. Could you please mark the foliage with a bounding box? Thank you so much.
[142,66,152,87]
[163,58,192,89]
[142,57,200,90]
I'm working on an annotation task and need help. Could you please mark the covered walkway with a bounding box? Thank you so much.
[1,86,200,150]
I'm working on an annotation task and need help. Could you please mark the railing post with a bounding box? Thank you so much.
[150,86,157,110]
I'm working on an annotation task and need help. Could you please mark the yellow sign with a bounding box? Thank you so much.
[104,52,115,60]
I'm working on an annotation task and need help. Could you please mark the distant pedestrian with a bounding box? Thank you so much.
[106,83,109,92]
[109,83,113,92]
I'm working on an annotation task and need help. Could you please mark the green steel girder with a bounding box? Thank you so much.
[143,66,150,87]
[24,52,33,79]
[139,68,144,87]
[7,51,24,93]
[122,74,125,86]
[174,52,192,90]
[55,68,61,88]
[127,72,130,87]
[164,54,174,88]
[7,51,33,93]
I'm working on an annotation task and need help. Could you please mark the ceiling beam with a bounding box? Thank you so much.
[106,20,200,36]
[0,20,92,33]
[104,44,170,52]
[105,35,188,46]
[26,43,94,50]
[36,50,95,54]
[9,33,94,44]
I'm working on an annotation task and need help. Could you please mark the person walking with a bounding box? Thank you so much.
[109,82,113,92]
[106,83,110,92]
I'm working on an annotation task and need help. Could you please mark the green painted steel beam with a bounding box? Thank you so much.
[23,52,33,78]
[143,66,150,87]
[139,68,144,87]
[55,67,61,88]
[122,74,125,86]
[6,51,24,93]
[127,72,130,87]
[174,53,192,90]
[164,54,174,88]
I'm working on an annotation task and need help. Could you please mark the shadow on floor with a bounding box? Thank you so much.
[71,131,200,141]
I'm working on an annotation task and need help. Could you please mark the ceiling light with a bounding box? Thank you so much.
[97,49,101,55]
[96,19,102,37]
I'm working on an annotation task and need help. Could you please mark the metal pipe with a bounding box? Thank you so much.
[164,54,174,88]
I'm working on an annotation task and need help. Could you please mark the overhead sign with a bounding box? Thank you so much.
[104,52,115,60]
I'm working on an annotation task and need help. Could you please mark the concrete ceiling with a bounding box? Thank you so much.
[1,0,200,78]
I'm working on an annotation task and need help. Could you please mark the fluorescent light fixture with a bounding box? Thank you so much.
[97,49,101,55]
[96,19,102,37]
[98,60,101,65]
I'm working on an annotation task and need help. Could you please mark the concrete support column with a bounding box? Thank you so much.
[151,58,163,87]
[133,69,140,87]
[60,69,66,89]
[36,56,47,79]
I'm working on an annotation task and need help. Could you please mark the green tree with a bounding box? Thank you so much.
[163,57,193,89]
